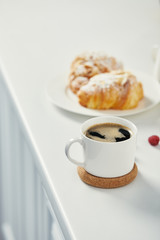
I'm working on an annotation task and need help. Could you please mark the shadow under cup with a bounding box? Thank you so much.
[80,116,137,178]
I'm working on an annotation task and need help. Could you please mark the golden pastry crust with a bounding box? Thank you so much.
[68,52,123,94]
[77,71,144,110]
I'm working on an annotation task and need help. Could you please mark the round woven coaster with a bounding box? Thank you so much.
[77,163,138,188]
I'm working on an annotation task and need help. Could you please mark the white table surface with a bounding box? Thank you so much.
[0,0,160,239]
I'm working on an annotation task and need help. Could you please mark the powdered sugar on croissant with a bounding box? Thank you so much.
[77,71,144,110]
[68,52,123,94]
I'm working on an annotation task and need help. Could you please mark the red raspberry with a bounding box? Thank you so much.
[148,135,159,146]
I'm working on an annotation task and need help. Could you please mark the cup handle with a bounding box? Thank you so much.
[65,138,85,167]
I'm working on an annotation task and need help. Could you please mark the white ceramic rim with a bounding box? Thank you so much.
[81,116,137,144]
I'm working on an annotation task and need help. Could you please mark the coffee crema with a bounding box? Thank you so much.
[84,123,132,142]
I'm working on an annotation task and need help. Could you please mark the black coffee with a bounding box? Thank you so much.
[85,123,132,142]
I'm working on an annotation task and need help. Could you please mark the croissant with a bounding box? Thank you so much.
[77,71,144,110]
[68,52,123,94]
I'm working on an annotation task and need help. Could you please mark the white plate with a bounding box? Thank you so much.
[46,71,160,117]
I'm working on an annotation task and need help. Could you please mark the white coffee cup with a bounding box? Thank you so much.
[65,116,137,178]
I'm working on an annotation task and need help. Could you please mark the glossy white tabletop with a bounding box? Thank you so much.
[0,0,160,239]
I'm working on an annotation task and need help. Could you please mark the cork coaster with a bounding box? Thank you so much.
[77,163,138,188]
